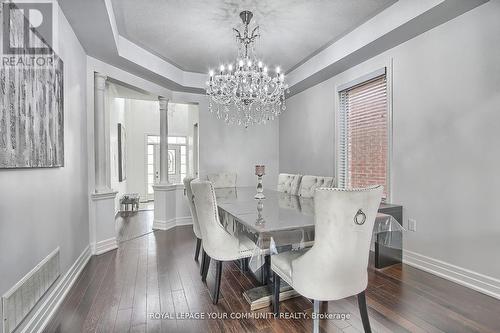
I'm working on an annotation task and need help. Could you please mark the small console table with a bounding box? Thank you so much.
[120,193,140,212]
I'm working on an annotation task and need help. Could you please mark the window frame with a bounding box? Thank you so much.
[334,65,393,202]
[144,134,190,196]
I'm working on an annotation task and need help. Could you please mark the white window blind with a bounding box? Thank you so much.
[338,74,388,197]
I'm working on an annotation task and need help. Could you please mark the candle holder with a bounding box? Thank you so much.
[256,199,265,225]
[254,165,265,199]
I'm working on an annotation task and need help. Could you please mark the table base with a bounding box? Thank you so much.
[243,284,300,311]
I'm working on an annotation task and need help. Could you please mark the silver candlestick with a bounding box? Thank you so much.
[254,165,265,199]
[256,199,265,225]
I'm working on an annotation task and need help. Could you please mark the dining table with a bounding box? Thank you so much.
[215,186,405,310]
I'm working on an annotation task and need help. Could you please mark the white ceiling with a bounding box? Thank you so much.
[110,0,397,73]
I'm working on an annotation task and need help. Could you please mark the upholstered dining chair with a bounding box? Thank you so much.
[190,180,253,304]
[298,175,334,198]
[207,172,237,188]
[277,173,302,195]
[271,186,383,333]
[183,177,202,262]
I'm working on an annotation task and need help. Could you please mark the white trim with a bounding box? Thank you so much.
[91,191,118,201]
[152,218,176,230]
[403,250,500,300]
[152,216,192,230]
[152,184,177,192]
[334,64,393,201]
[386,60,394,203]
[18,246,91,333]
[91,237,118,255]
[175,216,193,226]
[336,68,386,92]
[144,132,157,200]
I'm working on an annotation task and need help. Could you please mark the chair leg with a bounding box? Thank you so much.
[264,255,271,285]
[242,257,249,272]
[200,248,206,276]
[194,238,201,261]
[273,273,281,316]
[260,255,271,285]
[213,260,223,304]
[357,291,372,333]
[202,252,211,282]
[313,300,320,333]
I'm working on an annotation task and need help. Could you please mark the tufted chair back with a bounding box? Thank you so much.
[291,186,383,301]
[183,177,201,239]
[278,192,301,210]
[277,173,302,195]
[298,175,335,198]
[207,172,237,189]
[190,180,241,261]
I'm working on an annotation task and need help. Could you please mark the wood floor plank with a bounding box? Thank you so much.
[382,264,500,331]
[82,252,116,333]
[45,217,500,333]
[146,233,162,333]
[96,242,135,333]
[43,255,101,333]
[63,252,112,333]
[131,236,149,330]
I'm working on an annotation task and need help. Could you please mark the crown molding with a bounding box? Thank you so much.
[61,0,488,96]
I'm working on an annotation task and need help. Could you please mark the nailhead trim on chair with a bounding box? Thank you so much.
[316,185,382,192]
[208,182,220,223]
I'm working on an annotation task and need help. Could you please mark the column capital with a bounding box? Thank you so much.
[158,96,169,111]
[94,72,107,91]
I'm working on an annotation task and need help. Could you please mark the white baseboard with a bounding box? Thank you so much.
[153,218,176,230]
[153,216,192,230]
[20,246,91,333]
[175,216,193,226]
[91,237,118,255]
[403,250,500,300]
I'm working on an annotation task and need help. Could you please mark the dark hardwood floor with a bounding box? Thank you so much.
[45,216,500,333]
[116,210,154,243]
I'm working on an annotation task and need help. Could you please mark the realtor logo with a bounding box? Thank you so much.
[2,1,53,54]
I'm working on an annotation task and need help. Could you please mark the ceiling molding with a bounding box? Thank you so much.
[60,0,488,96]
[286,0,489,97]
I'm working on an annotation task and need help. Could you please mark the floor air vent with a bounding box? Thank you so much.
[2,248,60,333]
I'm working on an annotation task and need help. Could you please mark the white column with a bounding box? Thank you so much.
[153,96,176,230]
[158,96,169,185]
[94,73,110,193]
[90,72,117,255]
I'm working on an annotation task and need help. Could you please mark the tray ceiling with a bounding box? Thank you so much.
[111,0,397,73]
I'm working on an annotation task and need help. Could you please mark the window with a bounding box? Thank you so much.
[146,135,189,195]
[338,72,389,198]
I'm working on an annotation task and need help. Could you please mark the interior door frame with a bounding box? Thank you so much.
[144,133,158,201]
[193,123,199,177]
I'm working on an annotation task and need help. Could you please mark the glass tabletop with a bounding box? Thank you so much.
[216,187,405,275]
[216,187,315,233]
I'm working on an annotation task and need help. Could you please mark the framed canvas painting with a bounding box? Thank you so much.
[0,2,64,168]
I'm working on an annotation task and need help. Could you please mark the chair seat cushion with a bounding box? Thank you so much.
[271,248,310,285]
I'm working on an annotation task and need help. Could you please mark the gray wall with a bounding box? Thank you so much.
[280,1,500,279]
[172,91,280,189]
[0,5,89,327]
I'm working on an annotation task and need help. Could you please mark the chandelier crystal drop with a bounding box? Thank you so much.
[206,11,288,127]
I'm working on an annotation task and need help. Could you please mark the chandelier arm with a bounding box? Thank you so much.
[250,26,259,39]
[233,28,242,40]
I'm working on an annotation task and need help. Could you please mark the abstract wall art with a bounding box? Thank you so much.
[0,3,64,168]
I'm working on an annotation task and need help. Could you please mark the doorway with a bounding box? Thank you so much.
[146,135,190,200]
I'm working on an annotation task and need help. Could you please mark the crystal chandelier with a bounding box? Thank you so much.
[206,11,288,127]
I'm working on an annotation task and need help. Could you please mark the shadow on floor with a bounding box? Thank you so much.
[116,210,154,243]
